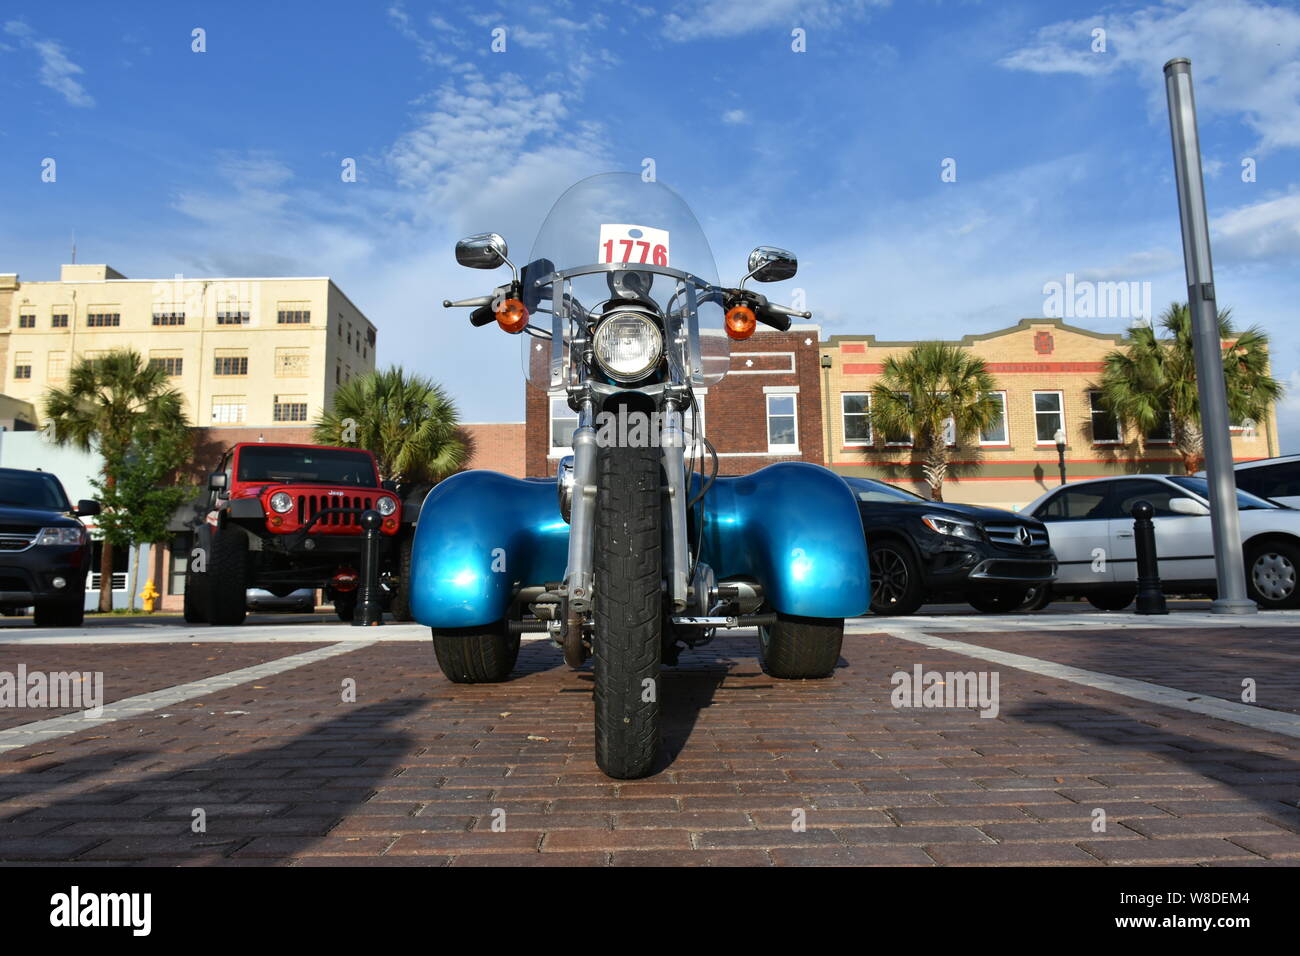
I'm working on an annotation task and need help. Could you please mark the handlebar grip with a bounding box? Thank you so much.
[469,305,496,327]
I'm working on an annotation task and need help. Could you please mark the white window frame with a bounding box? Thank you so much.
[883,393,913,447]
[548,395,579,458]
[979,391,1009,446]
[1144,412,1175,445]
[841,392,872,447]
[1033,390,1065,446]
[1088,390,1122,445]
[765,390,799,453]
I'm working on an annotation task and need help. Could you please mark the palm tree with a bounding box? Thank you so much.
[1098,303,1282,474]
[43,350,189,612]
[313,366,468,487]
[868,342,1002,501]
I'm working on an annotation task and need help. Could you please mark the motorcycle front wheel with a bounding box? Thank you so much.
[592,441,663,779]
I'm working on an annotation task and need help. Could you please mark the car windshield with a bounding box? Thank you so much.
[522,172,728,386]
[846,478,926,503]
[0,471,71,511]
[1167,476,1276,510]
[237,447,377,487]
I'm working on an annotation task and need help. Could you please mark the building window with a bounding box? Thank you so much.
[51,313,69,328]
[47,352,67,381]
[211,397,247,424]
[881,394,913,446]
[17,313,35,328]
[216,310,250,325]
[277,309,311,324]
[151,311,185,326]
[1145,414,1174,444]
[213,356,248,376]
[980,391,1008,445]
[149,356,183,377]
[275,350,309,377]
[168,532,193,596]
[842,393,872,445]
[766,393,799,452]
[86,312,120,327]
[1089,391,1121,443]
[273,396,308,422]
[550,398,578,454]
[13,355,32,380]
[1033,391,1064,444]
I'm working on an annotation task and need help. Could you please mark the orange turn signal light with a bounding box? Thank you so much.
[496,297,529,334]
[725,305,757,340]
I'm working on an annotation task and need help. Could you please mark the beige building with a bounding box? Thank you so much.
[821,319,1279,511]
[0,264,376,431]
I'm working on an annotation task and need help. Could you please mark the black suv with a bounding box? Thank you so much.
[844,477,1056,615]
[0,468,99,627]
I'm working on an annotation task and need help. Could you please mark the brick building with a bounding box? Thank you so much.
[822,318,1278,509]
[525,325,824,477]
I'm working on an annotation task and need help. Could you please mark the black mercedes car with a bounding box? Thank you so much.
[844,477,1057,615]
[0,467,99,627]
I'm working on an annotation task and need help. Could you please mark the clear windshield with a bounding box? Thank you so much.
[1166,476,1277,510]
[521,172,728,387]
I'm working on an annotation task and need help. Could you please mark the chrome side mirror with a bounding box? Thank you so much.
[745,246,798,284]
[455,233,510,270]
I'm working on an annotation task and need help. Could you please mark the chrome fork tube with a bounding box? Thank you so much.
[564,398,598,613]
[661,398,689,612]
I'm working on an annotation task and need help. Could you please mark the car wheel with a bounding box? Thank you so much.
[757,613,843,679]
[1018,584,1053,611]
[1246,540,1300,609]
[33,599,84,628]
[967,587,1029,613]
[1086,590,1135,611]
[868,540,926,616]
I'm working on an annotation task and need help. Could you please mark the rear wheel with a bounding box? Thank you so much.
[593,442,663,780]
[967,587,1029,613]
[1246,540,1300,609]
[33,599,84,628]
[389,536,414,622]
[182,574,207,623]
[758,613,843,679]
[1017,584,1053,612]
[869,540,925,616]
[432,620,520,682]
[1087,590,1135,611]
[334,593,357,622]
[204,528,248,626]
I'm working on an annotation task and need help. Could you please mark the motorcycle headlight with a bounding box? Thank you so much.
[36,527,85,547]
[376,496,397,516]
[921,514,980,541]
[270,492,294,514]
[592,312,663,382]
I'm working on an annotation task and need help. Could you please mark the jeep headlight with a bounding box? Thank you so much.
[376,496,398,516]
[592,312,663,382]
[270,492,294,514]
[36,527,85,546]
[921,514,980,541]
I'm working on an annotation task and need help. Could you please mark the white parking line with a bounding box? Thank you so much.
[0,640,375,754]
[849,609,1300,633]
[0,623,431,645]
[871,627,1300,740]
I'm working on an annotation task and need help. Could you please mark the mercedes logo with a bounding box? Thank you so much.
[1015,526,1032,546]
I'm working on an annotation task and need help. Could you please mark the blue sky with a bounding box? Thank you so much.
[3,0,1298,445]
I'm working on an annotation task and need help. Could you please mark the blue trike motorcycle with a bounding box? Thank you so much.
[413,173,869,778]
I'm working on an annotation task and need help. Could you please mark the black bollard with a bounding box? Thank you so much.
[1132,500,1167,615]
[354,509,383,626]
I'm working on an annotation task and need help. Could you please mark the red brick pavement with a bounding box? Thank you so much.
[0,629,1298,866]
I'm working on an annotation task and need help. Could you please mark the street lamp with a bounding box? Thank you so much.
[1054,428,1067,486]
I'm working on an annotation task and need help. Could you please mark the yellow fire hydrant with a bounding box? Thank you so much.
[140,579,160,613]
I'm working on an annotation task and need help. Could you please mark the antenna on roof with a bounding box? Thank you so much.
[70,229,76,264]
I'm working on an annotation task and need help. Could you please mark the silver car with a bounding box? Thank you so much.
[1024,474,1300,610]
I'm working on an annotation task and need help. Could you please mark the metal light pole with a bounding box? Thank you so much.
[1163,58,1255,614]
[1054,428,1067,486]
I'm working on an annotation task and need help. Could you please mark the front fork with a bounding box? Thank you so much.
[562,396,691,619]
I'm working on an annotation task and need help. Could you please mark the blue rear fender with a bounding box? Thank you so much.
[410,462,869,628]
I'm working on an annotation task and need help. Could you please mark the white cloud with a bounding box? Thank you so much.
[662,0,889,41]
[999,0,1300,151]
[1212,192,1300,260]
[722,108,749,125]
[4,20,94,107]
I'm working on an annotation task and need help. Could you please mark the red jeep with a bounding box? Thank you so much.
[184,443,410,625]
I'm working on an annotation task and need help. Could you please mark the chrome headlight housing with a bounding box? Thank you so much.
[376,495,398,516]
[921,514,980,541]
[592,312,663,382]
[269,491,294,514]
[36,527,85,547]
